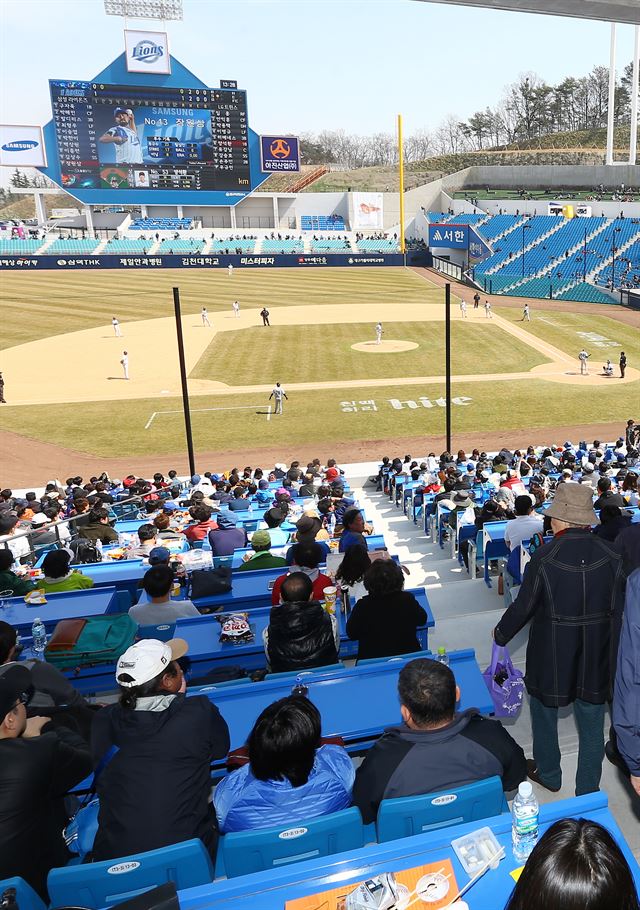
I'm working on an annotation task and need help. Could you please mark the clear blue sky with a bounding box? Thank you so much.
[0,0,635,139]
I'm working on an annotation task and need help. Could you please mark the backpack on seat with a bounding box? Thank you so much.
[45,613,137,669]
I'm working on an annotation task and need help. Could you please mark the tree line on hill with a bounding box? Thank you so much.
[301,62,639,168]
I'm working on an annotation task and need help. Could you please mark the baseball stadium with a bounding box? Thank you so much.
[1,0,640,908]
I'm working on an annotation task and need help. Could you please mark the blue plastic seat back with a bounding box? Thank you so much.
[356,650,430,666]
[376,776,508,843]
[188,677,252,693]
[47,838,214,909]
[0,877,46,910]
[137,622,176,642]
[265,662,345,680]
[221,807,364,878]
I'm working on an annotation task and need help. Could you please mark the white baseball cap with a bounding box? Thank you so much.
[116,638,188,688]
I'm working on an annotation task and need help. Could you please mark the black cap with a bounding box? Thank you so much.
[0,665,33,722]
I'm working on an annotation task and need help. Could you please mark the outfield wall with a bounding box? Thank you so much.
[0,251,429,270]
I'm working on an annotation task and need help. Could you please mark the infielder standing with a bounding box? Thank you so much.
[375,322,383,345]
[578,348,590,376]
[228,264,234,278]
[269,382,288,415]
[460,299,468,318]
[484,299,492,319]
[120,351,129,380]
[201,307,211,327]
[260,307,270,327]
[112,316,122,337]
[232,300,240,318]
[521,304,531,322]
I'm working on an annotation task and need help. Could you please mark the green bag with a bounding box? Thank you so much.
[45,613,137,669]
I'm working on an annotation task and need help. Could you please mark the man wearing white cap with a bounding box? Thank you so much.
[90,638,230,862]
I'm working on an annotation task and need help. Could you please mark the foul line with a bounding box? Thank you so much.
[145,404,267,430]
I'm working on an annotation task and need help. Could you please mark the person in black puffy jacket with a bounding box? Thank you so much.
[264,573,339,672]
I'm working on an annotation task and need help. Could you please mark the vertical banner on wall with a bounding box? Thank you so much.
[352,192,384,230]
[124,30,171,75]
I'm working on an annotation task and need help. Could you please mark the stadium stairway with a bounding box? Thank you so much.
[482,218,565,279]
[343,462,640,862]
[586,227,640,288]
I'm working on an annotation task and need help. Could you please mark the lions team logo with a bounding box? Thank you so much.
[269,138,291,159]
[132,40,164,64]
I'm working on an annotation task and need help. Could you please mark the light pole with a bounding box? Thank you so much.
[583,225,588,282]
[521,223,531,278]
[611,225,622,289]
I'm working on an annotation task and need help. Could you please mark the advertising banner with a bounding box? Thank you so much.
[352,192,384,230]
[260,135,300,172]
[0,125,47,167]
[428,223,469,250]
[124,30,171,75]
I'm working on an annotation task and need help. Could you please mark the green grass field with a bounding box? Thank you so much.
[1,378,637,458]
[0,267,442,349]
[2,267,638,460]
[190,321,547,384]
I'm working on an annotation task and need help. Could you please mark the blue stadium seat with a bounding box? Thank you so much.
[137,622,176,642]
[376,776,508,843]
[0,878,46,910]
[188,677,252,693]
[356,650,430,666]
[46,839,214,909]
[221,807,365,878]
[264,662,345,679]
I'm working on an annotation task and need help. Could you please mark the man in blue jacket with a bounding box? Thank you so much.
[613,568,640,796]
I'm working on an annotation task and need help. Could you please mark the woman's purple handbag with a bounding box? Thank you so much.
[482,643,525,718]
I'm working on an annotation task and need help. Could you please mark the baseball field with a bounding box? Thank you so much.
[1,266,639,477]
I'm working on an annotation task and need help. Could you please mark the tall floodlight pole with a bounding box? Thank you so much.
[445,283,452,452]
[398,114,406,256]
[606,23,617,166]
[173,287,196,478]
[630,25,640,165]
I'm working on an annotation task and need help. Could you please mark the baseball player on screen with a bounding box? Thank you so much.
[99,109,143,165]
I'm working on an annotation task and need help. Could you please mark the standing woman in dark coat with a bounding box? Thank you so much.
[346,560,427,662]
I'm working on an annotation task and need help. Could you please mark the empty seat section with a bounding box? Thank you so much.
[262,239,304,253]
[0,239,42,254]
[356,238,398,252]
[210,239,256,253]
[448,213,486,226]
[476,214,519,241]
[555,282,615,304]
[475,216,561,277]
[130,217,192,230]
[311,238,351,251]
[157,238,205,253]
[47,238,100,254]
[301,215,345,231]
[102,239,150,254]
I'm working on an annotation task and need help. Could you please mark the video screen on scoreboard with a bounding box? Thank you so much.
[49,80,250,193]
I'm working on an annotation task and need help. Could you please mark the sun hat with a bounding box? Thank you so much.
[251,529,272,549]
[452,490,474,506]
[545,483,598,526]
[296,514,321,536]
[30,513,50,526]
[116,639,188,688]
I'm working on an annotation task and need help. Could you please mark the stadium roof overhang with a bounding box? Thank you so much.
[412,0,640,25]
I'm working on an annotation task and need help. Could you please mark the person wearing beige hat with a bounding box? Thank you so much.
[494,482,625,797]
[90,637,230,863]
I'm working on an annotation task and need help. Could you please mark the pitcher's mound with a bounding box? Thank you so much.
[351,340,419,353]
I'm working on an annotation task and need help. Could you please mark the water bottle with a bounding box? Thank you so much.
[291,675,309,698]
[32,618,47,659]
[328,513,336,537]
[512,780,539,862]
[436,646,449,667]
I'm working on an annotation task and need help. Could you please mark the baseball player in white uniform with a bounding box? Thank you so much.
[578,349,590,375]
[99,109,143,165]
[522,304,531,321]
[201,307,211,327]
[120,351,129,380]
[269,382,288,415]
[460,300,468,318]
[228,264,234,278]
[112,316,122,337]
[232,300,240,318]
[375,322,383,345]
[484,299,492,319]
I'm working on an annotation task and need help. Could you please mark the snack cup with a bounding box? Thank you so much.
[323,586,337,614]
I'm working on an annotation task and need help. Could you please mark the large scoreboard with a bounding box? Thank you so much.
[49,80,250,194]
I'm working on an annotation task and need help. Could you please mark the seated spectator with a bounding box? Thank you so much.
[0,513,30,561]
[69,497,92,528]
[153,512,182,540]
[298,473,317,497]
[336,544,371,602]
[593,504,632,542]
[0,621,93,739]
[39,550,94,593]
[0,549,35,596]
[272,542,332,605]
[77,507,119,545]
[594,476,625,510]
[505,495,544,551]
[208,511,248,556]
[129,565,200,625]
[214,696,353,833]
[353,658,526,824]
[346,560,426,661]
[0,664,92,899]
[339,508,369,552]
[126,523,159,558]
[292,511,330,544]
[237,530,287,571]
[254,478,272,505]
[504,818,640,910]
[615,522,640,575]
[264,572,339,672]
[228,487,250,512]
[263,506,287,529]
[182,505,218,543]
[91,638,230,861]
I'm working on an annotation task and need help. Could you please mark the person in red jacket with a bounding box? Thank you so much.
[271,542,332,605]
[182,505,218,543]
